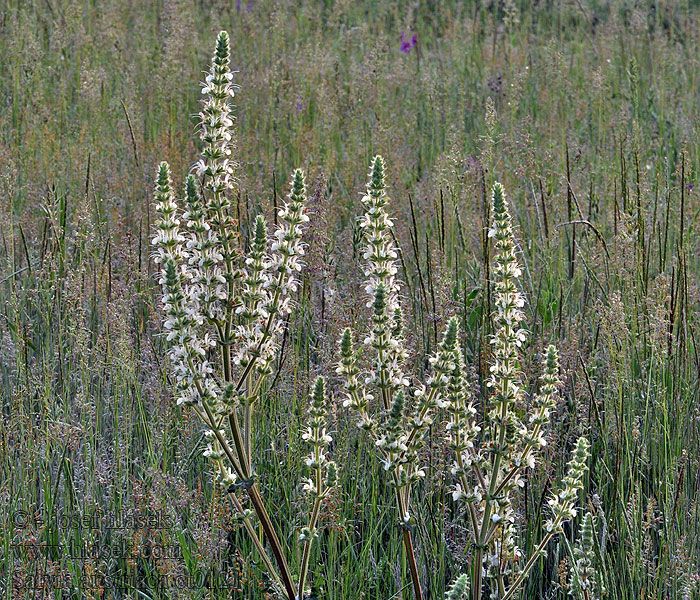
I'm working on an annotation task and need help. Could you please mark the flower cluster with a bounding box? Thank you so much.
[152,163,218,408]
[183,174,227,321]
[233,169,308,378]
[300,376,336,509]
[444,318,481,504]
[401,318,455,481]
[338,156,458,600]
[545,436,590,534]
[153,165,308,417]
[445,574,470,600]
[486,182,527,428]
[376,389,408,476]
[400,30,418,54]
[359,156,408,397]
[518,345,560,464]
[234,214,270,368]
[298,376,337,599]
[196,30,240,300]
[443,182,592,600]
[337,328,375,430]
[152,31,315,600]
[196,31,236,197]
[204,428,237,486]
[570,511,606,600]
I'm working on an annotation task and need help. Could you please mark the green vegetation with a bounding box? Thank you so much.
[1,2,699,599]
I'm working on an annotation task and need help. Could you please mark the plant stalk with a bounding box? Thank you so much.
[248,483,298,600]
[402,527,424,600]
[298,467,323,599]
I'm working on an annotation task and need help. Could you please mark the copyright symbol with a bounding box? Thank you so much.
[12,510,28,529]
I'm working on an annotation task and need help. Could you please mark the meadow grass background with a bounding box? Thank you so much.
[1,1,700,598]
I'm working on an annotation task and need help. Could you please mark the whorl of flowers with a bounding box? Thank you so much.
[360,156,408,398]
[518,345,560,467]
[298,376,337,599]
[570,511,606,600]
[183,174,227,321]
[445,320,481,504]
[233,169,309,378]
[197,30,236,199]
[299,376,336,537]
[545,436,590,534]
[234,215,270,369]
[204,428,237,486]
[152,162,218,408]
[196,31,240,287]
[445,574,470,600]
[486,181,526,436]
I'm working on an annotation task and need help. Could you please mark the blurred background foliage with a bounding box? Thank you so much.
[1,1,700,598]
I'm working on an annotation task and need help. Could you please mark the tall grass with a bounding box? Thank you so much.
[1,1,699,599]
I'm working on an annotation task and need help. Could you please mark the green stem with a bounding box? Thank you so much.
[244,401,252,463]
[390,481,422,600]
[229,411,251,476]
[498,574,506,599]
[472,547,483,600]
[298,469,324,599]
[226,476,284,591]
[501,532,555,600]
[198,402,295,599]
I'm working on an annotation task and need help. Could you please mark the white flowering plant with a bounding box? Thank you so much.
[569,511,606,600]
[338,163,593,600]
[152,31,332,600]
[443,182,591,600]
[337,156,459,600]
[152,32,596,600]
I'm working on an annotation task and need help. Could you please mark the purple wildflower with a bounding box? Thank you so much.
[400,31,417,54]
[295,98,304,114]
[400,32,411,54]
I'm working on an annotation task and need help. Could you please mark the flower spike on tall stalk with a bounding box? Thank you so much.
[152,31,318,600]
[337,155,458,600]
[297,376,336,599]
[442,182,593,600]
